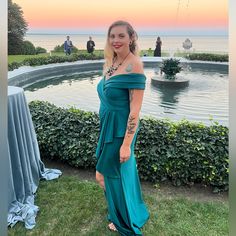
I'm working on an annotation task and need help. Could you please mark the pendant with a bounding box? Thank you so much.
[107,65,118,76]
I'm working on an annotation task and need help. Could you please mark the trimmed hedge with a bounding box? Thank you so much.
[29,101,228,192]
[29,101,99,168]
[8,61,23,71]
[186,53,228,62]
[8,53,104,71]
[136,117,228,192]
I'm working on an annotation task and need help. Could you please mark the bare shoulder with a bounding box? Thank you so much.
[125,55,144,74]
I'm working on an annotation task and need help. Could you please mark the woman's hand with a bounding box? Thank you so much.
[120,144,131,163]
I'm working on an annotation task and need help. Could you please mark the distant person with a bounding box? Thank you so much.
[183,38,192,50]
[86,36,95,53]
[64,36,73,55]
[154,36,162,57]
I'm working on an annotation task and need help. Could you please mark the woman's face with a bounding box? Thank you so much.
[109,25,131,54]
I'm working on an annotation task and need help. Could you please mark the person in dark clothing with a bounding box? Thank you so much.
[154,36,162,57]
[64,36,73,55]
[87,36,95,53]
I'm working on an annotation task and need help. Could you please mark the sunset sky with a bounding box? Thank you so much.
[13,0,228,35]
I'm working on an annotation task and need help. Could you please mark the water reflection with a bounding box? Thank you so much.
[22,68,228,126]
[151,83,189,113]
[24,71,102,91]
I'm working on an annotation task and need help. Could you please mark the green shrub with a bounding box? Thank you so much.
[136,117,228,192]
[35,46,47,54]
[8,61,23,71]
[160,58,183,79]
[29,101,228,192]
[52,43,79,53]
[20,40,36,55]
[29,101,99,168]
[186,53,228,62]
[53,45,62,52]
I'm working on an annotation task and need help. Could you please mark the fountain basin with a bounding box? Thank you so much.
[7,57,228,126]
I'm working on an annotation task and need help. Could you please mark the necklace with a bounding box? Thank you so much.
[106,51,130,77]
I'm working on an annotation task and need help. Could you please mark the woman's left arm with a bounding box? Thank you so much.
[120,89,144,163]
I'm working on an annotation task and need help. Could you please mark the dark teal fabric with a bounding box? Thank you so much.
[96,73,149,235]
[96,73,146,160]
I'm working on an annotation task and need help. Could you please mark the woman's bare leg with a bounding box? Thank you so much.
[96,171,118,231]
[95,171,105,190]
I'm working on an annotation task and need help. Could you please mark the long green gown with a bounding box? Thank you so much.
[95,73,149,235]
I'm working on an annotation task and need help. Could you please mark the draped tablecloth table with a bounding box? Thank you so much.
[7,86,62,229]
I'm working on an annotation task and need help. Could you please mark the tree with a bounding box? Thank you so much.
[8,0,28,54]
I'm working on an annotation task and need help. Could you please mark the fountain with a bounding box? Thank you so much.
[151,58,190,88]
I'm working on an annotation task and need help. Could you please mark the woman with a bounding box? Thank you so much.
[95,20,149,235]
[154,36,162,57]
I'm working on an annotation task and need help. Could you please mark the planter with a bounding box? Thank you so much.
[151,75,190,88]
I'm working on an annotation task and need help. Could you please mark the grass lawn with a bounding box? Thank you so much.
[8,50,104,64]
[8,53,50,64]
[8,175,228,236]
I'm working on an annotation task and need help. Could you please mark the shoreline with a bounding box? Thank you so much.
[24,34,228,53]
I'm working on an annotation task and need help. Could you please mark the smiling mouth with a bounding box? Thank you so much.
[113,45,122,49]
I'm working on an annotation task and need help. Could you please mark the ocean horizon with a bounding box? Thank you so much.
[25,33,228,53]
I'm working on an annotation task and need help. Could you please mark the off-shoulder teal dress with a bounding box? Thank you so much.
[96,73,149,235]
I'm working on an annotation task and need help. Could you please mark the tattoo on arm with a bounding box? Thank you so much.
[128,91,137,134]
[127,115,136,134]
[126,63,133,72]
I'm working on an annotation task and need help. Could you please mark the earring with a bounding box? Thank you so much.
[129,41,132,45]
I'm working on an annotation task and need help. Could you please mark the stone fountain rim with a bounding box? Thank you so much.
[8,57,228,80]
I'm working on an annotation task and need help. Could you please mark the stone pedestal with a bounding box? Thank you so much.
[151,76,189,88]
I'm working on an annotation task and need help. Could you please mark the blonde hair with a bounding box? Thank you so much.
[103,20,139,75]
